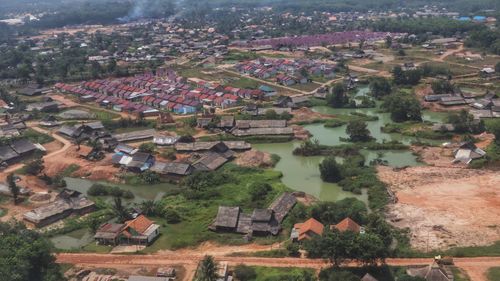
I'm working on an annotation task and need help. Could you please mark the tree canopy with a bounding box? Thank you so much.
[382,93,422,122]
[0,221,65,281]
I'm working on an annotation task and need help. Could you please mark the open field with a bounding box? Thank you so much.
[380,165,500,251]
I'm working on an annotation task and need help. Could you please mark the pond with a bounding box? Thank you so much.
[254,86,449,202]
[50,228,94,250]
[64,177,178,204]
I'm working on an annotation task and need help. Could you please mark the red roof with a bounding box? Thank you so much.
[332,217,361,233]
[294,218,324,241]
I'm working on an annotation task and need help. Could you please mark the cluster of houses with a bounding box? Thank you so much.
[425,89,499,119]
[197,114,295,137]
[23,189,96,227]
[0,115,29,139]
[0,139,44,168]
[235,58,336,86]
[210,192,297,238]
[54,68,273,115]
[290,217,365,242]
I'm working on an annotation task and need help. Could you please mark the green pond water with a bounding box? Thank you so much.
[254,86,449,202]
[50,228,94,250]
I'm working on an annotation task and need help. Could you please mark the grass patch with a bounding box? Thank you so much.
[487,267,500,281]
[72,106,120,121]
[228,249,288,258]
[250,266,315,281]
[22,128,54,144]
[81,243,113,253]
[443,241,500,257]
[228,77,260,89]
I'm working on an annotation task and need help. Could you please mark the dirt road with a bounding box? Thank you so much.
[0,126,72,175]
[56,253,500,281]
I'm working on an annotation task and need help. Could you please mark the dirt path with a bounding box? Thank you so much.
[0,126,71,176]
[56,253,500,281]
[438,44,464,62]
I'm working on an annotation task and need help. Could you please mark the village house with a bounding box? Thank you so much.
[291,217,325,242]
[210,193,297,237]
[0,139,41,166]
[453,142,486,164]
[113,129,156,142]
[331,217,364,233]
[95,215,160,246]
[24,189,96,227]
[151,161,194,177]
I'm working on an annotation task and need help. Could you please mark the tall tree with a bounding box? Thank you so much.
[319,156,343,183]
[382,93,422,122]
[326,83,348,108]
[369,77,392,99]
[196,255,218,281]
[7,173,19,205]
[112,196,129,222]
[346,120,372,142]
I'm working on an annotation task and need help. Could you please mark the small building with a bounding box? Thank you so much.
[26,101,59,112]
[453,142,486,164]
[94,223,125,245]
[113,129,156,142]
[291,218,324,241]
[331,217,363,233]
[218,115,235,129]
[212,206,242,232]
[122,215,161,245]
[24,189,96,227]
[126,152,154,172]
[156,268,176,278]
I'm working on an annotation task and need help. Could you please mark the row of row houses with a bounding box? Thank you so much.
[235,58,336,84]
[55,70,273,114]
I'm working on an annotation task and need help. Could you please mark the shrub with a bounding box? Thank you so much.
[234,265,257,281]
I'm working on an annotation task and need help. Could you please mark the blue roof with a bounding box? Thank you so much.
[458,16,470,21]
[259,85,276,92]
[473,16,486,21]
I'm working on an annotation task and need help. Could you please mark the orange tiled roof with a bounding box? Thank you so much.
[294,218,324,241]
[124,215,154,234]
[332,217,361,233]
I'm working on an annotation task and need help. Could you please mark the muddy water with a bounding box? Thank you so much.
[254,86,448,202]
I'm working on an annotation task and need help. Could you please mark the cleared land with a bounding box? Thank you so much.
[380,165,500,250]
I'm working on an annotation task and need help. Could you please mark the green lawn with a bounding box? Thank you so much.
[142,165,291,252]
[228,77,260,89]
[250,266,315,281]
[443,241,500,257]
[487,267,500,281]
[22,128,55,144]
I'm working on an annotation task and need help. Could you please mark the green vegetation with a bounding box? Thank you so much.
[196,255,218,281]
[238,266,315,281]
[392,66,422,86]
[451,267,471,281]
[87,183,135,199]
[382,92,422,122]
[487,267,500,281]
[369,77,392,99]
[0,221,66,281]
[143,165,290,251]
[346,120,372,142]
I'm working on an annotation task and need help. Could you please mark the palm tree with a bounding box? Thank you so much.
[196,255,218,281]
[6,173,19,205]
[112,196,130,223]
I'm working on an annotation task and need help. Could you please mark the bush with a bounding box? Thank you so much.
[234,264,257,281]
[248,182,272,202]
[286,243,301,257]
[319,156,343,183]
[139,142,155,153]
[87,183,135,199]
[164,207,181,224]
